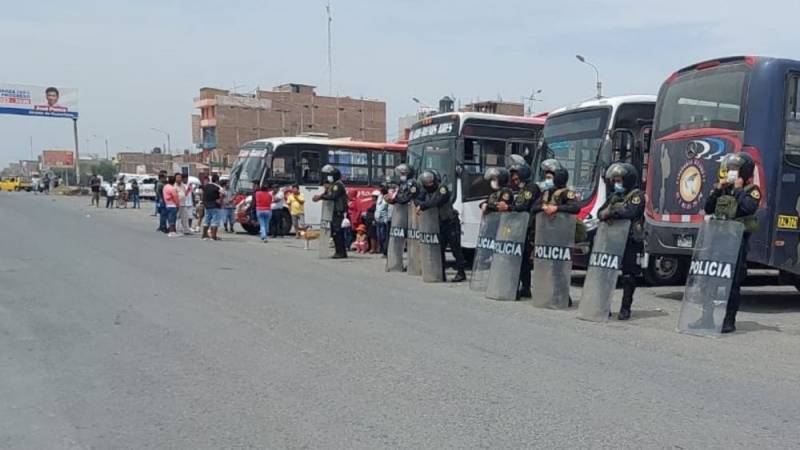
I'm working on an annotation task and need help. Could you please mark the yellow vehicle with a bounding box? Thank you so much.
[0,177,31,192]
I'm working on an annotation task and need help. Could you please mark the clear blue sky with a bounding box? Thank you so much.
[1,0,797,167]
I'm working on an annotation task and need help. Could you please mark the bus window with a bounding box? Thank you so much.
[271,145,296,183]
[785,75,800,167]
[372,152,399,183]
[299,150,321,184]
[462,138,507,200]
[328,148,369,184]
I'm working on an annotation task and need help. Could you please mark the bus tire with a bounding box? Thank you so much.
[241,222,260,235]
[644,255,688,286]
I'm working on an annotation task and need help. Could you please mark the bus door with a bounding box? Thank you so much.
[460,136,508,245]
[773,74,800,271]
[297,146,324,226]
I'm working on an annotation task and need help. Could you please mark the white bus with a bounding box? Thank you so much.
[406,112,546,250]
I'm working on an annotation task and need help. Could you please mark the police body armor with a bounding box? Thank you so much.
[318,198,336,259]
[578,220,632,322]
[677,219,745,336]
[531,212,576,309]
[470,212,501,291]
[485,212,530,301]
[713,184,759,234]
[386,203,408,272]
[419,207,444,282]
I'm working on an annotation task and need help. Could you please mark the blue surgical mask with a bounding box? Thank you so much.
[613,182,625,193]
[543,179,555,190]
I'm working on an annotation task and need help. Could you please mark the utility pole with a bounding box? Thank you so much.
[29,136,33,161]
[105,139,109,160]
[327,1,333,96]
[576,54,603,99]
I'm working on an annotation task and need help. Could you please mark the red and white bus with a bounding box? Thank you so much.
[229,136,406,234]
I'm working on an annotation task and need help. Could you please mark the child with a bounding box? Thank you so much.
[354,223,370,253]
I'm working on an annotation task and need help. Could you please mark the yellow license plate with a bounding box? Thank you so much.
[777,215,799,230]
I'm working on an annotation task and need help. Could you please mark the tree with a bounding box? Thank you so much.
[94,162,117,182]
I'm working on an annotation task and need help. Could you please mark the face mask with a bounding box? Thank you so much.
[490,180,500,190]
[726,170,739,183]
[517,181,526,189]
[613,182,625,193]
[326,175,334,183]
[400,175,407,182]
[543,179,555,190]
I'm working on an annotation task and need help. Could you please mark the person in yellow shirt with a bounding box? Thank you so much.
[286,184,306,238]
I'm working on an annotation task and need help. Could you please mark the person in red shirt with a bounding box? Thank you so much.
[254,183,273,242]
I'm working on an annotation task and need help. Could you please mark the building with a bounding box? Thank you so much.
[116,152,174,175]
[192,83,387,166]
[461,100,524,116]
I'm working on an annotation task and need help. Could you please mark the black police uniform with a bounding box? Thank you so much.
[509,183,542,297]
[390,179,417,205]
[319,180,349,258]
[597,188,646,319]
[703,183,760,329]
[532,186,581,215]
[418,183,467,281]
[483,187,514,212]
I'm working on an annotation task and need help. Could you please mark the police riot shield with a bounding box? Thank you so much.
[469,212,501,292]
[406,209,422,276]
[318,200,335,259]
[531,213,576,309]
[386,203,408,272]
[677,220,744,336]
[485,212,530,301]
[577,220,631,322]
[419,208,443,282]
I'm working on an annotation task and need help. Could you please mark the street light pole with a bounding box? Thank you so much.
[150,128,171,154]
[576,54,603,99]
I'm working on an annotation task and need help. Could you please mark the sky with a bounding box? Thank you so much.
[1,0,799,167]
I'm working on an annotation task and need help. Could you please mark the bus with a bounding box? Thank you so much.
[646,56,800,288]
[539,96,658,276]
[406,112,546,249]
[229,136,407,234]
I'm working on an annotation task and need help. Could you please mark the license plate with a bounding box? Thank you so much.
[676,235,693,248]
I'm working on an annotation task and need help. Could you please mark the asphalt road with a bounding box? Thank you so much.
[2,193,800,450]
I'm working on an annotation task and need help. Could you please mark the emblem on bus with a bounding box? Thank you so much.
[675,160,707,210]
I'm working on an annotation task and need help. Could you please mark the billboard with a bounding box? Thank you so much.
[42,150,75,168]
[0,83,78,119]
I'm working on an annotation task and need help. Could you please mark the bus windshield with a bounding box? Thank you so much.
[407,138,456,189]
[656,63,749,137]
[542,108,610,199]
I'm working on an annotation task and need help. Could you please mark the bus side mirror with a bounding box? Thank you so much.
[455,165,463,177]
[612,129,635,154]
[641,126,653,154]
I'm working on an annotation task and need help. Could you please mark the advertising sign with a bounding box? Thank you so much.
[0,83,79,119]
[42,150,75,168]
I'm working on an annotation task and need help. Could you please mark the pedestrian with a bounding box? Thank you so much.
[221,179,236,233]
[174,173,190,235]
[314,165,348,258]
[163,175,180,237]
[155,171,168,233]
[597,163,645,320]
[354,224,370,253]
[375,187,390,256]
[201,174,223,241]
[701,153,760,333]
[364,193,379,254]
[416,170,467,282]
[130,179,140,209]
[89,174,101,207]
[105,183,117,208]
[42,174,50,195]
[286,184,306,238]
[254,182,273,242]
[270,185,286,238]
[184,180,197,233]
[342,215,353,250]
[505,156,541,299]
[116,176,128,209]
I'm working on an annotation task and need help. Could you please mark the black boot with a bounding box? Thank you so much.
[517,287,532,299]
[451,270,466,283]
[618,299,632,321]
[721,313,736,333]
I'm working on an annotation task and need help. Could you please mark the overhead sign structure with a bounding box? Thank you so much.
[0,83,79,119]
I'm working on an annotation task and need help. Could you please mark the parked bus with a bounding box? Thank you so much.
[230,136,406,234]
[406,112,546,250]
[646,55,800,288]
[539,96,658,276]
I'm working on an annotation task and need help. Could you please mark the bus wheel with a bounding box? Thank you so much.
[241,222,260,235]
[644,255,688,286]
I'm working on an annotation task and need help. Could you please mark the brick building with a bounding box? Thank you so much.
[461,100,524,116]
[116,152,174,175]
[192,83,387,166]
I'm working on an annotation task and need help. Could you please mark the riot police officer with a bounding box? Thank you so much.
[703,152,760,333]
[314,164,349,259]
[417,170,467,282]
[386,163,417,206]
[480,167,513,213]
[506,155,541,299]
[597,162,645,320]
[532,159,580,305]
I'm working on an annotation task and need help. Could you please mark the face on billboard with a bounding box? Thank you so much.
[0,83,78,119]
